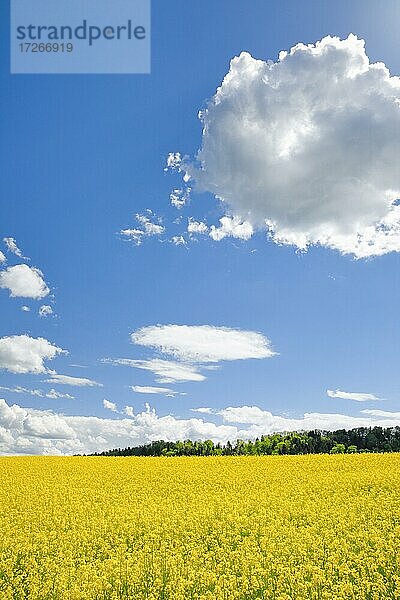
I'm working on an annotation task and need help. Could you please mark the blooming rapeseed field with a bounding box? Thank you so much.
[0,454,399,599]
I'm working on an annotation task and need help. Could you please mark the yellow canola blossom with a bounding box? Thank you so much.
[0,454,400,599]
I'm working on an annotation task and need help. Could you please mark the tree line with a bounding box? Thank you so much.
[90,426,400,457]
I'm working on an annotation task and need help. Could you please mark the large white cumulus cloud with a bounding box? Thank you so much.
[0,264,49,299]
[182,35,400,258]
[0,335,64,374]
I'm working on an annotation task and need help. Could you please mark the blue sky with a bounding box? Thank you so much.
[1,0,400,454]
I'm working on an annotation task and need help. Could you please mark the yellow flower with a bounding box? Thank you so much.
[0,454,399,599]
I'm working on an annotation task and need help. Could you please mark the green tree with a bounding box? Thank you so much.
[347,445,357,453]
[330,443,346,454]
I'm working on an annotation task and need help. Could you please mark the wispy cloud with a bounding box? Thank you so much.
[103,358,205,383]
[191,407,214,414]
[3,237,27,259]
[0,385,74,400]
[44,374,102,387]
[0,385,43,397]
[131,385,186,397]
[120,211,165,245]
[327,389,381,402]
[46,389,74,400]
